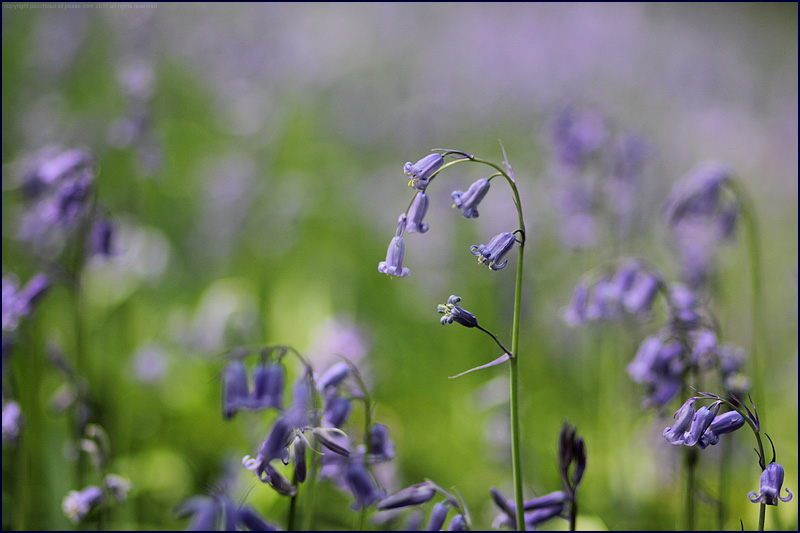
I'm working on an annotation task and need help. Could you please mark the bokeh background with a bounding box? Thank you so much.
[2,2,797,530]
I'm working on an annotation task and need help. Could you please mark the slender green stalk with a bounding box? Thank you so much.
[727,180,764,425]
[569,498,578,531]
[301,442,321,531]
[684,447,698,531]
[287,470,299,531]
[717,432,731,529]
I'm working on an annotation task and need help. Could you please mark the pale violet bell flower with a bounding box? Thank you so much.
[470,232,517,271]
[406,192,430,233]
[663,397,697,445]
[683,403,720,446]
[748,462,793,506]
[404,153,444,190]
[698,410,745,449]
[378,236,410,278]
[452,178,490,218]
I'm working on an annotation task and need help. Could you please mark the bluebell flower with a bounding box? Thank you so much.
[176,496,220,531]
[252,362,284,410]
[683,403,720,447]
[697,411,745,449]
[377,482,436,510]
[1,400,24,446]
[317,362,350,391]
[312,427,352,457]
[368,423,395,461]
[346,461,384,510]
[426,502,451,531]
[749,463,793,506]
[621,272,660,316]
[407,192,430,233]
[323,397,352,428]
[404,154,444,190]
[222,359,249,419]
[491,488,566,529]
[90,217,114,258]
[663,397,697,445]
[562,281,590,326]
[378,236,410,278]
[243,417,295,481]
[437,295,478,328]
[237,505,281,531]
[293,435,307,483]
[559,421,586,491]
[668,283,700,327]
[237,505,280,531]
[470,232,516,271]
[2,273,50,333]
[452,178,490,218]
[447,514,467,531]
[62,485,104,524]
[104,474,131,503]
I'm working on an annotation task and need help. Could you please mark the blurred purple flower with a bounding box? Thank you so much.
[2,400,24,446]
[222,359,249,420]
[62,485,104,524]
[426,502,450,531]
[368,423,395,461]
[451,178,490,219]
[346,460,384,510]
[2,273,50,333]
[377,482,436,511]
[447,514,467,531]
[252,362,284,410]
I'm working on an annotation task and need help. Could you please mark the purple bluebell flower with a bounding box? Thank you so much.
[317,362,350,391]
[470,232,516,271]
[243,417,295,481]
[323,397,352,428]
[665,162,731,224]
[562,281,590,326]
[62,485,104,524]
[621,272,660,316]
[748,463,793,506]
[404,153,444,190]
[437,295,478,328]
[377,482,436,510]
[368,422,395,461]
[668,283,700,326]
[176,496,221,531]
[104,474,131,503]
[447,514,467,531]
[2,273,51,333]
[293,435,307,483]
[252,362,284,410]
[426,502,450,531]
[698,411,745,449]
[683,403,721,447]
[237,505,280,531]
[452,178,490,218]
[663,397,697,445]
[559,421,586,491]
[407,192,430,233]
[222,359,249,419]
[2,400,24,445]
[378,236,410,278]
[346,461,383,510]
[550,106,608,170]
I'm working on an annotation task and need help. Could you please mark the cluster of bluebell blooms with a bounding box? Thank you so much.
[378,151,518,279]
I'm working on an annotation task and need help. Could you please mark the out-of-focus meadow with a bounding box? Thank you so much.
[1,2,797,531]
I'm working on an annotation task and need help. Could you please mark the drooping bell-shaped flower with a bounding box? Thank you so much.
[748,462,793,506]
[252,362,284,410]
[698,410,745,449]
[378,236,411,278]
[404,153,444,190]
[663,397,697,445]
[407,192,430,233]
[426,502,451,531]
[437,295,478,328]
[452,178,490,218]
[346,461,384,510]
[377,482,437,510]
[683,403,720,446]
[470,232,516,271]
[223,359,249,419]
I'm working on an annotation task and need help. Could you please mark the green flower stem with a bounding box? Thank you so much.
[288,470,299,531]
[684,446,698,531]
[301,442,321,531]
[472,154,527,531]
[475,324,512,356]
[570,497,578,531]
[726,179,764,424]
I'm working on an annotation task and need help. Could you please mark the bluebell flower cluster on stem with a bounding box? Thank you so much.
[665,161,739,289]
